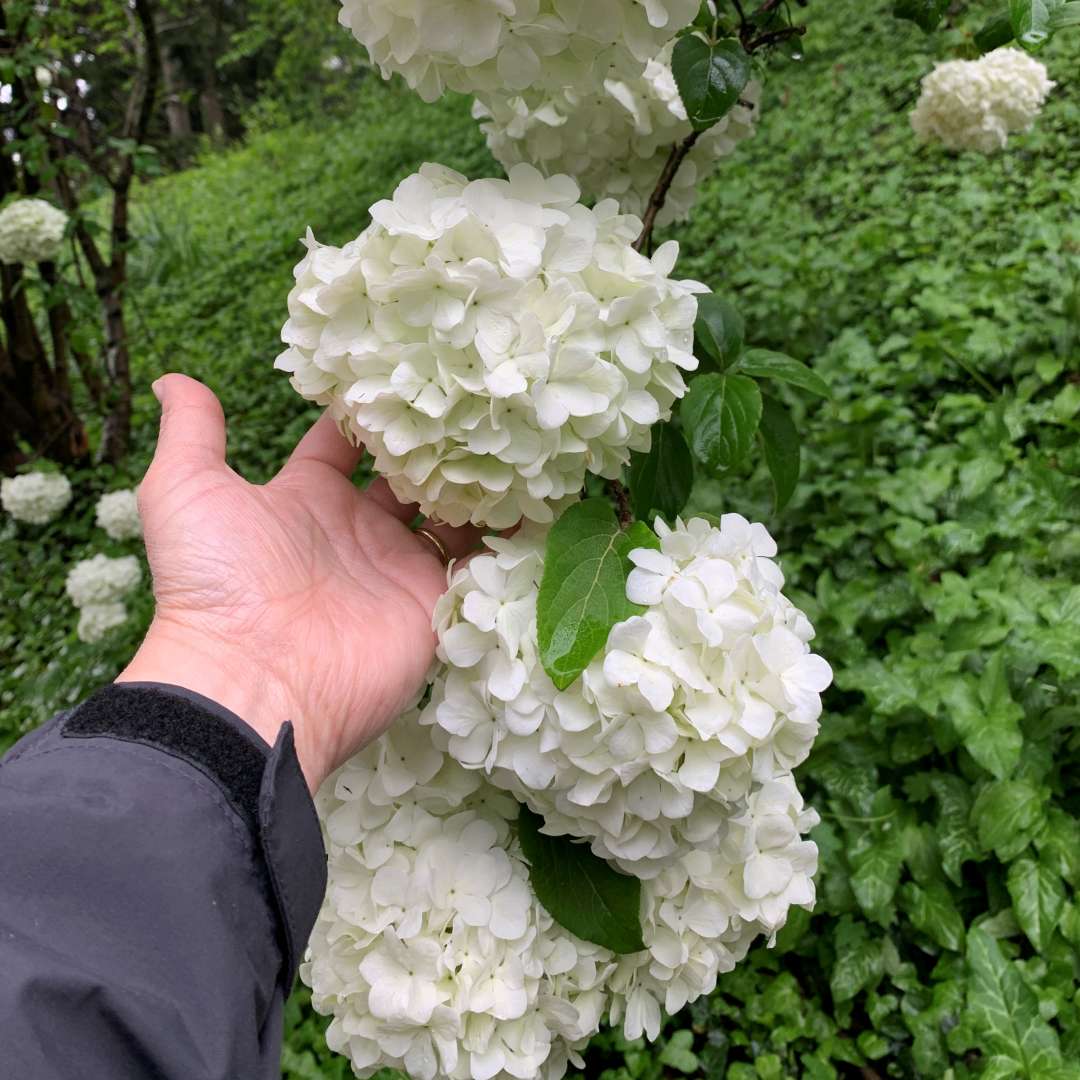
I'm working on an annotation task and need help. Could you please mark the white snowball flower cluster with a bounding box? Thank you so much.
[276,163,704,528]
[0,198,69,265]
[910,47,1055,153]
[95,489,142,541]
[65,553,141,643]
[1,470,73,525]
[306,708,820,1080]
[476,50,761,226]
[424,515,831,877]
[337,0,699,103]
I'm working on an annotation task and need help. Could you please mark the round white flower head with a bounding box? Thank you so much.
[337,0,699,103]
[306,710,821,1077]
[95,489,142,541]
[77,602,129,644]
[276,163,705,528]
[910,47,1055,153]
[475,49,761,227]
[0,198,69,265]
[423,515,831,876]
[65,553,142,608]
[0,470,73,525]
[305,709,604,1080]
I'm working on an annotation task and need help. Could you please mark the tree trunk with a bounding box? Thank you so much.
[0,266,88,466]
[160,40,192,138]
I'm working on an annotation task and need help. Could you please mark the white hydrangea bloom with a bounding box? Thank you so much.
[337,0,699,103]
[424,515,831,876]
[77,602,129,644]
[305,709,601,1080]
[306,710,820,1078]
[276,163,705,528]
[0,470,72,525]
[65,553,142,608]
[0,198,69,265]
[475,50,761,226]
[910,47,1054,153]
[95,489,142,541]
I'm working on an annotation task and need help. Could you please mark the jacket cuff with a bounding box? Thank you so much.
[63,682,327,988]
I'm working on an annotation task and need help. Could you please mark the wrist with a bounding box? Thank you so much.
[117,617,331,792]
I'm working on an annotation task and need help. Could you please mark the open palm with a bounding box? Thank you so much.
[119,374,480,789]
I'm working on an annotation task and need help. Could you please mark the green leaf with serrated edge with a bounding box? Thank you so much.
[671,35,751,132]
[972,779,1044,860]
[893,0,951,31]
[628,422,693,524]
[694,292,744,371]
[759,394,801,511]
[975,12,1017,49]
[517,805,644,954]
[1007,857,1066,953]
[682,372,763,473]
[900,881,966,951]
[966,928,1064,1072]
[536,499,658,691]
[737,348,831,398]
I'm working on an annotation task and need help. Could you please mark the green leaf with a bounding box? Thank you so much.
[659,1030,700,1074]
[628,422,693,524]
[972,780,1045,861]
[830,916,884,1003]
[1010,0,1055,47]
[758,395,801,511]
[852,837,903,924]
[942,655,1023,779]
[737,348,831,398]
[517,805,644,954]
[671,35,751,132]
[536,499,658,690]
[901,881,966,951]
[1051,1,1080,26]
[965,928,1063,1073]
[682,372,763,473]
[694,292,745,371]
[892,0,951,32]
[1007,857,1066,952]
[975,13,1017,49]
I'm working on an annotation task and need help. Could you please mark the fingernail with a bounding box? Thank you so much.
[151,378,164,403]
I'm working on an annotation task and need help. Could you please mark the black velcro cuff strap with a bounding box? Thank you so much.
[63,683,327,988]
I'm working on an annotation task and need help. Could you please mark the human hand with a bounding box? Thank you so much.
[117,374,481,792]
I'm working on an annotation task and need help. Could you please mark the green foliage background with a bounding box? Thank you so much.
[2,2,1078,1078]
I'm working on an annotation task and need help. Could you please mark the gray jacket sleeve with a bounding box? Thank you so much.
[0,682,327,1080]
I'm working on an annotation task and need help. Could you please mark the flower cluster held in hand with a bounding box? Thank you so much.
[0,198,69,265]
[277,163,704,528]
[1,471,73,525]
[337,0,699,103]
[910,47,1054,153]
[306,705,820,1080]
[95,489,142,541]
[476,49,761,227]
[65,553,141,643]
[425,515,830,876]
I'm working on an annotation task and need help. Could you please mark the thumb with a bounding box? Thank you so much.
[147,373,227,480]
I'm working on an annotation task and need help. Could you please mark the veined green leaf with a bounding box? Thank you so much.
[682,372,763,472]
[737,349,831,398]
[536,499,658,690]
[518,805,645,954]
[892,0,951,32]
[671,35,751,132]
[628,422,693,524]
[758,395,801,511]
[694,292,745,371]
[1007,856,1066,952]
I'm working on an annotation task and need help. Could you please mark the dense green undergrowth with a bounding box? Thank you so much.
[2,2,1078,1078]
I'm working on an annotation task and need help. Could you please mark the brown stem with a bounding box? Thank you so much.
[633,130,702,254]
[608,479,633,527]
[38,261,106,409]
[746,24,807,52]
